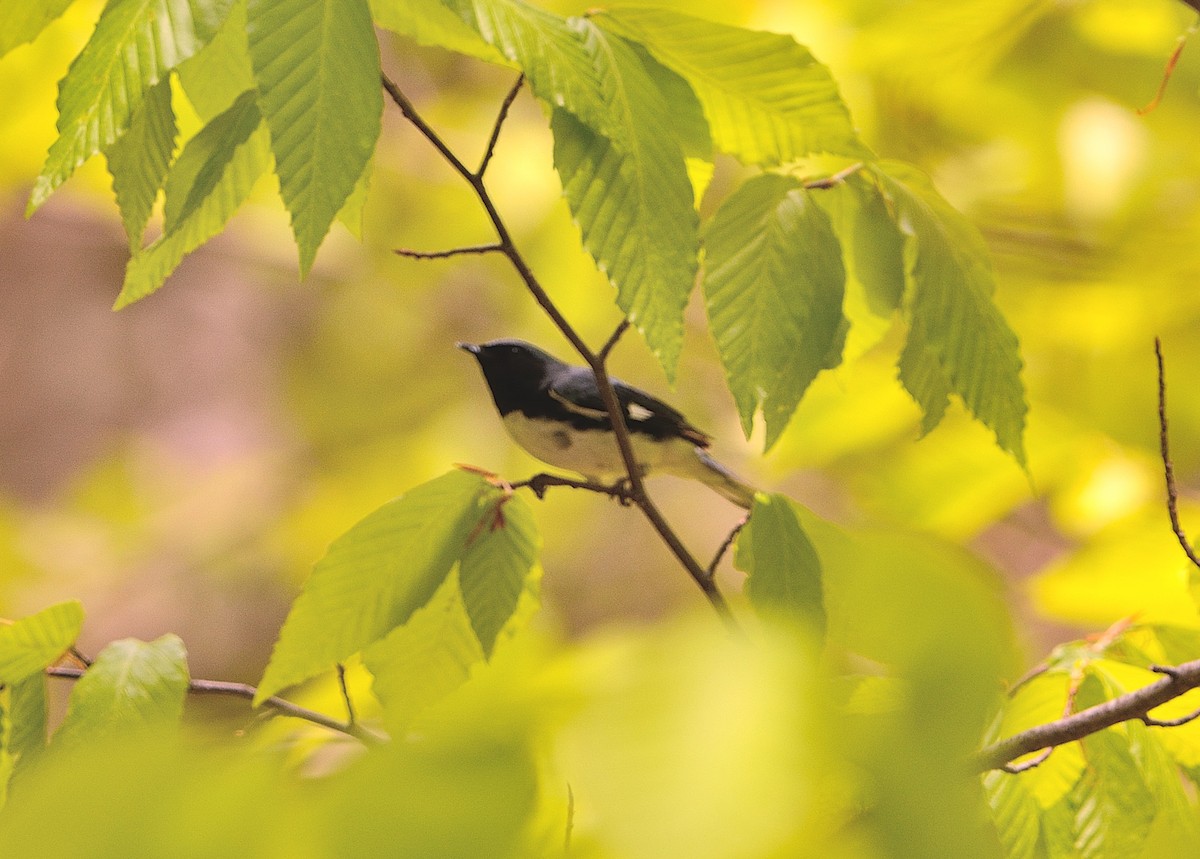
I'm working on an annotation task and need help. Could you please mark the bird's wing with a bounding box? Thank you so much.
[547,368,711,447]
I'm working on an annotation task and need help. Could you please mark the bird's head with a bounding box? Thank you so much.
[457,339,565,407]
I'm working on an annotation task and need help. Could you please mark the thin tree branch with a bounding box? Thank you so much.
[336,662,356,727]
[45,665,385,746]
[381,74,739,630]
[1155,338,1200,570]
[803,162,865,190]
[708,518,747,579]
[511,472,635,503]
[394,243,503,260]
[1000,746,1054,775]
[477,74,525,177]
[598,319,631,363]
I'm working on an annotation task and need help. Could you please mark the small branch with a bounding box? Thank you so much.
[394,243,503,260]
[598,319,630,363]
[46,665,385,746]
[1001,746,1054,775]
[336,662,356,727]
[803,162,865,190]
[1155,338,1200,570]
[975,657,1200,771]
[512,472,635,503]
[707,518,748,579]
[477,74,525,177]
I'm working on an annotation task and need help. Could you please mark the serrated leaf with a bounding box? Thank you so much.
[116,93,269,308]
[53,636,189,748]
[982,769,1042,859]
[898,320,952,435]
[703,173,846,448]
[176,0,254,120]
[736,493,825,634]
[870,161,1027,463]
[247,0,382,275]
[458,493,539,657]
[370,0,507,64]
[363,573,484,734]
[0,601,84,685]
[551,19,699,376]
[1069,729,1155,859]
[255,470,500,704]
[0,0,77,59]
[597,7,866,165]
[27,0,234,213]
[106,78,176,249]
[1126,719,1200,842]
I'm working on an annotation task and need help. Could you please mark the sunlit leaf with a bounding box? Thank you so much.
[551,19,699,376]
[255,470,500,704]
[2,675,49,793]
[370,0,507,64]
[870,161,1027,463]
[458,493,539,657]
[116,91,269,308]
[28,0,234,213]
[53,636,189,748]
[1069,728,1156,858]
[105,78,176,249]
[982,769,1041,859]
[0,600,84,685]
[736,493,825,634]
[597,6,867,165]
[703,173,846,448]
[176,0,254,120]
[0,0,77,59]
[247,0,381,275]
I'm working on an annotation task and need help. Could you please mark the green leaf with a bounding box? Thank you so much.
[247,0,382,275]
[255,470,501,704]
[898,320,953,436]
[363,573,484,733]
[27,0,234,213]
[703,173,846,448]
[458,493,540,657]
[105,78,176,250]
[1069,728,1156,859]
[870,161,1027,463]
[736,493,825,634]
[370,0,507,64]
[53,636,189,748]
[0,601,84,685]
[551,19,699,377]
[116,93,269,308]
[2,675,49,798]
[597,7,866,165]
[982,769,1042,859]
[176,0,255,120]
[0,0,77,59]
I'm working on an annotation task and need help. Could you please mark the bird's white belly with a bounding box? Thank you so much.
[503,412,686,480]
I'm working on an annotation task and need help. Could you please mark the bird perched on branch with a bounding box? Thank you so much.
[459,338,756,508]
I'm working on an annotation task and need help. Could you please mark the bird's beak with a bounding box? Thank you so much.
[456,341,480,355]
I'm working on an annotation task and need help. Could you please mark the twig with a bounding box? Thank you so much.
[478,74,525,177]
[45,665,385,746]
[394,243,503,260]
[1138,17,1198,115]
[598,319,630,363]
[336,662,356,727]
[1001,746,1054,775]
[707,518,747,579]
[511,472,635,503]
[975,657,1200,771]
[381,73,739,630]
[803,162,864,190]
[1155,338,1200,570]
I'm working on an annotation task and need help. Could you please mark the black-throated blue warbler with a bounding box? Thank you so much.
[459,339,756,508]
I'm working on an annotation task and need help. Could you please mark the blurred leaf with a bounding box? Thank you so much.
[0,0,77,58]
[597,6,866,164]
[53,636,189,748]
[255,470,500,704]
[27,0,234,213]
[737,493,825,634]
[370,0,507,64]
[176,0,254,120]
[982,769,1042,859]
[246,0,381,275]
[989,672,1084,808]
[105,78,176,249]
[703,173,846,448]
[550,20,698,377]
[363,573,483,734]
[0,600,84,685]
[458,493,539,657]
[116,92,269,308]
[870,160,1027,463]
[1126,720,1200,844]
[1,675,49,802]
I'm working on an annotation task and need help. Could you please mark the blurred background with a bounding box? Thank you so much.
[3,0,1200,687]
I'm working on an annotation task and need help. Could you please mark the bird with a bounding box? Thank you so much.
[458,338,756,508]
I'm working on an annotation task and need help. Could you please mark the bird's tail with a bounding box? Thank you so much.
[689,448,757,509]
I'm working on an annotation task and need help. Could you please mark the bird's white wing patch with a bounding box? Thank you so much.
[549,388,609,420]
[627,402,655,422]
